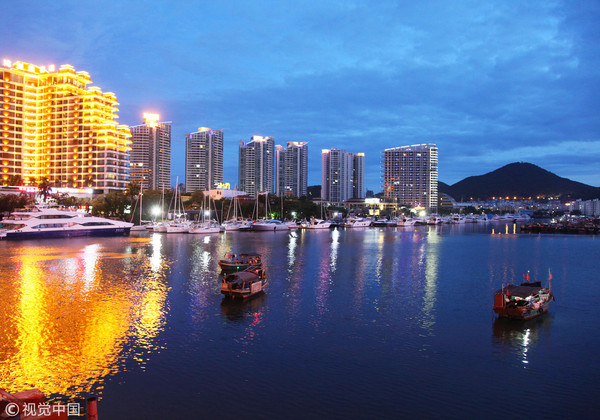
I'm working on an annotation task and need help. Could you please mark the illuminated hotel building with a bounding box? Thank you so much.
[129,114,171,190]
[321,149,365,202]
[276,141,308,197]
[382,143,438,211]
[185,127,223,193]
[1,60,131,191]
[239,136,274,197]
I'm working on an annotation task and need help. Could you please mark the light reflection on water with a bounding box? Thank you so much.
[0,237,170,399]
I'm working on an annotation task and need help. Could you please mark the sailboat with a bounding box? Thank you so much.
[165,179,190,233]
[189,193,220,234]
[252,192,289,231]
[222,191,245,231]
[130,186,150,231]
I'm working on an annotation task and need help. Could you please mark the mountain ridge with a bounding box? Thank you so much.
[439,162,600,201]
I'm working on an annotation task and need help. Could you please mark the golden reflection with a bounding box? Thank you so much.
[0,239,169,398]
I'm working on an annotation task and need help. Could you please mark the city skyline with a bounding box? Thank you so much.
[3,1,598,191]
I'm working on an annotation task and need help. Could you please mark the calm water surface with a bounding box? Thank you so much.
[1,224,599,419]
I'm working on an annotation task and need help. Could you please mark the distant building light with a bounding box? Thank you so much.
[143,113,160,127]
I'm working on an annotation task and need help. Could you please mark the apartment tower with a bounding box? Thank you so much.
[185,127,223,193]
[238,136,275,197]
[129,114,171,190]
[0,60,131,191]
[382,143,438,211]
[321,149,365,202]
[276,141,308,197]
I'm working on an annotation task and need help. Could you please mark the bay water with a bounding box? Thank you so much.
[1,224,598,419]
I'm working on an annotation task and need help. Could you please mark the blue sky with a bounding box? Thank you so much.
[3,0,599,190]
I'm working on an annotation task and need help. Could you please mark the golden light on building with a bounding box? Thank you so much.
[143,112,160,128]
[0,60,131,191]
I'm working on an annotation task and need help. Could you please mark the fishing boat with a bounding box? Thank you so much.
[0,204,132,240]
[220,268,267,299]
[493,272,555,320]
[218,253,262,273]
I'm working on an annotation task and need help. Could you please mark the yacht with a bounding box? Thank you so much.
[306,218,331,229]
[252,219,290,231]
[397,216,416,227]
[345,217,372,228]
[0,205,132,240]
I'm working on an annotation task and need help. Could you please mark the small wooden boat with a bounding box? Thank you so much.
[218,253,262,274]
[493,276,554,320]
[220,268,267,299]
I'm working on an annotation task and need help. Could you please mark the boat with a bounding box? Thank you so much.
[450,214,466,224]
[493,273,555,320]
[164,181,190,233]
[189,221,220,234]
[0,204,133,240]
[251,192,290,231]
[306,217,331,229]
[218,253,262,274]
[345,217,372,228]
[385,218,398,227]
[427,214,442,225]
[252,219,290,231]
[396,216,416,227]
[371,218,389,227]
[130,185,152,231]
[220,268,267,299]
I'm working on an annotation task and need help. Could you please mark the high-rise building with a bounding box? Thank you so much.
[382,143,438,211]
[352,153,365,199]
[321,148,364,202]
[0,60,131,191]
[129,114,171,190]
[185,127,223,193]
[238,136,274,197]
[276,141,308,197]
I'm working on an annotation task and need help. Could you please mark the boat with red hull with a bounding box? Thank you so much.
[493,278,554,320]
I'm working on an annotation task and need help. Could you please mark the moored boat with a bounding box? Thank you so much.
[252,219,290,231]
[0,205,132,240]
[218,253,262,273]
[306,218,331,229]
[493,275,554,320]
[220,268,267,299]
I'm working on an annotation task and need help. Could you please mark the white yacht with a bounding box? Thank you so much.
[345,217,372,228]
[0,205,133,240]
[397,216,416,227]
[252,219,290,231]
[306,218,331,229]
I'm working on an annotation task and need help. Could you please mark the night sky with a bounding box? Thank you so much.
[3,0,599,191]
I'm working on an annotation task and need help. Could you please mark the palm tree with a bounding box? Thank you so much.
[37,177,53,202]
[124,181,141,204]
[5,175,22,187]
